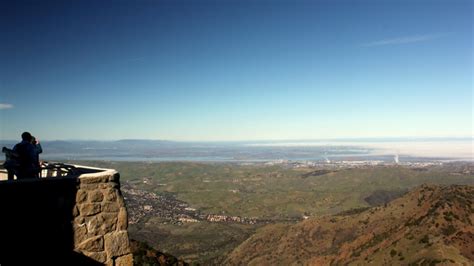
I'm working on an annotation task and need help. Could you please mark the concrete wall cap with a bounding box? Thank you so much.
[74,165,118,179]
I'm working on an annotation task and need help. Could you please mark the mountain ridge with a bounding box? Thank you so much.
[225,184,474,265]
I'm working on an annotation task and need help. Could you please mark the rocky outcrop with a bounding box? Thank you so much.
[73,167,133,265]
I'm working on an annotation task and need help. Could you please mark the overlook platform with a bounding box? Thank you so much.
[0,161,99,181]
[0,163,133,265]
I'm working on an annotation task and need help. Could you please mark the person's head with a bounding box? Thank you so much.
[31,136,37,144]
[21,132,32,142]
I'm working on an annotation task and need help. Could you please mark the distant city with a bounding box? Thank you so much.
[1,138,471,164]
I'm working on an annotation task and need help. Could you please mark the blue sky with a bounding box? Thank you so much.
[0,0,472,141]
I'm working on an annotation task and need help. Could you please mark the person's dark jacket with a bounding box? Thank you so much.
[33,142,42,165]
[13,140,37,179]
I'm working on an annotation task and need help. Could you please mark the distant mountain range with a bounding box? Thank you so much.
[225,184,474,265]
[1,138,471,162]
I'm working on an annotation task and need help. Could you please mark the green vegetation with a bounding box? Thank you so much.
[419,235,429,244]
[441,225,457,236]
[130,239,188,266]
[337,207,371,216]
[71,161,474,219]
[390,249,397,257]
[129,219,259,264]
[67,161,474,264]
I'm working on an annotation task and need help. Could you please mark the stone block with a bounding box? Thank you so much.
[77,235,104,252]
[86,215,102,236]
[73,223,88,245]
[79,203,101,216]
[102,202,120,213]
[79,183,99,190]
[88,190,104,203]
[83,251,108,263]
[87,213,117,236]
[72,205,79,217]
[76,189,88,203]
[101,213,118,232]
[75,216,86,225]
[104,231,131,258]
[117,207,128,231]
[115,254,133,266]
[100,182,119,189]
[117,191,126,207]
[103,188,118,202]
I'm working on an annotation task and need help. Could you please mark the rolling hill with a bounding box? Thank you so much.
[225,184,474,265]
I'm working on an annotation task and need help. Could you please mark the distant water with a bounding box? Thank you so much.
[4,138,472,163]
[246,139,473,160]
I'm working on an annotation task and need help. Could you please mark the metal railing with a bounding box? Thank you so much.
[0,162,81,180]
[38,162,80,178]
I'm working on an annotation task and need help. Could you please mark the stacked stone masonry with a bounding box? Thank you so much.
[73,170,133,265]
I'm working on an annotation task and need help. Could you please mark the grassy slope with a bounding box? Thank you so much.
[130,220,259,264]
[225,185,474,265]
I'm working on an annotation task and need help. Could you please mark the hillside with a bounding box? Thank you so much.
[225,184,474,265]
[74,161,474,264]
[130,239,188,266]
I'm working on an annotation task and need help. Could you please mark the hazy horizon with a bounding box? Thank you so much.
[1,136,472,160]
[0,136,472,142]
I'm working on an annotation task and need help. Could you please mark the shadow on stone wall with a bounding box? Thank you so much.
[0,177,102,265]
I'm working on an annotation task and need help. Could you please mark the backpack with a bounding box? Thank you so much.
[2,147,20,169]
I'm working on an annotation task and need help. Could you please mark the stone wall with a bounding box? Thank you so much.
[73,168,133,265]
[0,165,133,265]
